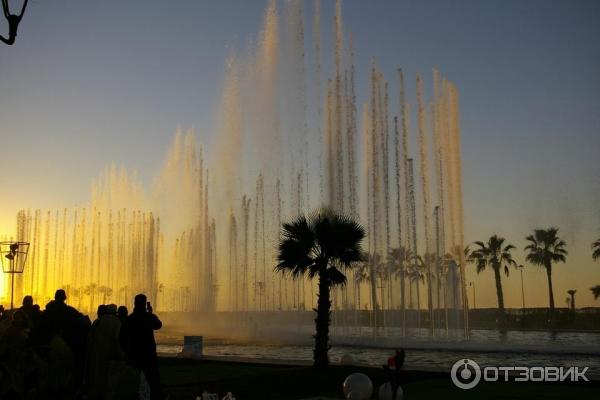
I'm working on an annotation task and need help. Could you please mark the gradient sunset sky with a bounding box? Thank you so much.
[0,1,599,307]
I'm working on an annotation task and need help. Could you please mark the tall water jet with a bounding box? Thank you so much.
[416,73,434,334]
[407,158,419,329]
[228,212,238,311]
[448,82,469,336]
[393,115,406,335]
[334,0,345,213]
[398,68,412,335]
[313,0,324,205]
[241,196,251,311]
[215,54,243,217]
[253,174,267,311]
[283,0,309,213]
[345,35,358,218]
[382,80,392,323]
[369,64,381,322]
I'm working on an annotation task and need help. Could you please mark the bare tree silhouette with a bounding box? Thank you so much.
[1,0,28,45]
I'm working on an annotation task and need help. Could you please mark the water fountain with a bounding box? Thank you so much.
[3,0,469,339]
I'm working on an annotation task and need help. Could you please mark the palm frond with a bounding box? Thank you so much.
[275,215,316,278]
[590,285,600,300]
[593,239,600,260]
[476,258,487,274]
[474,241,486,250]
[524,227,568,268]
[328,266,348,287]
[503,244,516,252]
[275,209,365,288]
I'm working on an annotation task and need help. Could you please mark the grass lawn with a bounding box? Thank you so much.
[158,357,599,400]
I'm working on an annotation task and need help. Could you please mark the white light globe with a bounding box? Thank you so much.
[378,382,404,400]
[343,373,373,400]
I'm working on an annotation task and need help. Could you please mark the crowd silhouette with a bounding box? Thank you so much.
[0,289,162,400]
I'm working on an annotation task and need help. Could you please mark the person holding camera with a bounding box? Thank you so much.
[126,294,163,400]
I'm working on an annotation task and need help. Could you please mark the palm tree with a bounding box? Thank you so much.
[469,235,517,326]
[592,240,600,302]
[367,253,380,316]
[275,210,365,368]
[355,256,378,315]
[354,262,370,308]
[408,256,426,329]
[389,246,412,332]
[372,253,389,316]
[567,289,576,312]
[420,252,437,333]
[592,239,600,261]
[525,228,567,316]
[98,286,113,304]
[352,262,370,325]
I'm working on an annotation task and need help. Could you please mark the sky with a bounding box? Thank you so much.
[0,0,599,307]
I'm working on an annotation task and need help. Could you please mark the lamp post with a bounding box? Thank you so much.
[1,241,30,310]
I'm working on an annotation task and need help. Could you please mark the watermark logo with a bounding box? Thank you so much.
[451,359,481,389]
[451,358,589,389]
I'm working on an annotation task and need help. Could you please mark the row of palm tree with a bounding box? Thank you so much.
[274,209,474,366]
[470,230,600,324]
[469,228,568,325]
[274,209,600,367]
[591,239,600,299]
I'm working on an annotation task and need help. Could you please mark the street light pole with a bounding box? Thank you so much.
[1,242,30,310]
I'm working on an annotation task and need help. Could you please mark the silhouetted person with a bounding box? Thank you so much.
[0,309,43,398]
[117,305,129,354]
[93,304,108,327]
[20,295,40,329]
[86,304,125,400]
[2,310,29,371]
[384,348,405,400]
[117,306,128,323]
[44,290,83,336]
[127,294,162,400]
[22,295,33,307]
[5,309,28,339]
[42,289,91,389]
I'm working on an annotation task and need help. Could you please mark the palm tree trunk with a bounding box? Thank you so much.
[369,263,378,326]
[314,266,331,368]
[569,294,575,312]
[493,265,505,329]
[354,274,359,326]
[436,270,441,333]
[443,280,448,335]
[400,265,406,335]
[416,279,421,330]
[545,262,555,314]
[427,265,434,335]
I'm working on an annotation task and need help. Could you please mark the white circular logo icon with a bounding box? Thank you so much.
[451,359,481,389]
